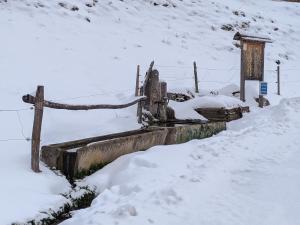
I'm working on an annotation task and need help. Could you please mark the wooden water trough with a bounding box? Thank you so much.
[195,106,250,122]
[41,122,226,181]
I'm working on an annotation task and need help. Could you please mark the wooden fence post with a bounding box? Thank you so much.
[137,99,143,124]
[193,61,199,93]
[144,69,160,116]
[258,95,264,108]
[31,85,44,172]
[159,81,168,122]
[135,65,140,97]
[276,62,281,95]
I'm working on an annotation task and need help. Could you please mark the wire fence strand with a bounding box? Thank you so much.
[0,138,30,142]
[0,107,33,112]
[0,65,298,143]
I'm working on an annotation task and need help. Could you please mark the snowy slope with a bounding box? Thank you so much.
[62,97,300,225]
[0,0,300,224]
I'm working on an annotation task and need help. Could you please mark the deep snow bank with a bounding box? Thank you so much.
[62,97,300,225]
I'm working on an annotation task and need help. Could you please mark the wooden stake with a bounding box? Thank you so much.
[135,65,140,96]
[137,87,144,124]
[159,81,168,122]
[31,85,44,172]
[137,100,143,124]
[258,95,264,108]
[277,65,280,95]
[193,61,199,93]
[240,43,246,102]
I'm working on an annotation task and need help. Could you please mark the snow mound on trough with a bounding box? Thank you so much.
[169,94,245,120]
[192,95,246,109]
[168,100,208,121]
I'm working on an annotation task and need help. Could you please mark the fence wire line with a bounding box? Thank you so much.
[51,88,134,102]
[0,138,30,142]
[16,111,30,140]
[0,108,31,142]
[156,64,277,72]
[161,66,238,84]
[0,88,136,142]
[0,65,298,142]
[0,107,33,112]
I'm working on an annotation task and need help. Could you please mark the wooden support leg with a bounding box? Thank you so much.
[159,82,168,122]
[31,85,44,172]
[258,95,264,108]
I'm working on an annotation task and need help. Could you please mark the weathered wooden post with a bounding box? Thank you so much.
[159,81,168,122]
[31,85,44,172]
[233,32,272,103]
[276,60,281,95]
[135,65,140,97]
[137,77,144,124]
[143,61,160,117]
[193,61,199,93]
[137,101,143,124]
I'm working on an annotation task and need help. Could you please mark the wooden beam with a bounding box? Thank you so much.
[22,94,146,110]
[31,85,44,172]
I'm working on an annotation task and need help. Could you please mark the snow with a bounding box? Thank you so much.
[191,94,245,109]
[168,100,208,120]
[0,141,71,225]
[61,97,300,225]
[169,94,245,120]
[0,0,300,224]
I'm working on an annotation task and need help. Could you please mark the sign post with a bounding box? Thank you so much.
[259,81,267,108]
[233,32,272,104]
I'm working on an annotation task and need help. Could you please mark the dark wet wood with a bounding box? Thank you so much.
[193,61,199,93]
[23,94,146,110]
[31,86,44,172]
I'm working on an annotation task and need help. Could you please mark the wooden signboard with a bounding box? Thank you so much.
[234,32,272,101]
[242,42,265,81]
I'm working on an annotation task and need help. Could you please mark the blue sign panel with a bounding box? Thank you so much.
[260,82,268,95]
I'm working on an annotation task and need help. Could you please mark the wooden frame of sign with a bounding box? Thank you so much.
[233,32,272,102]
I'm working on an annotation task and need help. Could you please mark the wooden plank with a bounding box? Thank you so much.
[22,94,146,110]
[42,128,152,151]
[31,85,44,172]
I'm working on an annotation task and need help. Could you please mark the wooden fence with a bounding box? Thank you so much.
[22,86,146,172]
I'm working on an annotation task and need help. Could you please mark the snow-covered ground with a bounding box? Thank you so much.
[0,0,300,224]
[62,97,300,225]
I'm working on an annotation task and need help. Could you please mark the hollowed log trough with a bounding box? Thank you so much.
[195,106,250,122]
[41,122,226,181]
